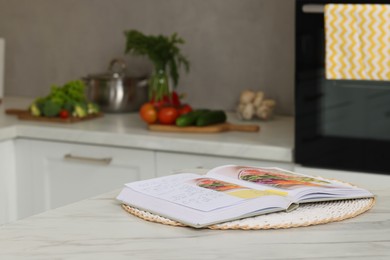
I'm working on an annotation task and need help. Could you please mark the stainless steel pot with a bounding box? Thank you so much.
[84,59,148,113]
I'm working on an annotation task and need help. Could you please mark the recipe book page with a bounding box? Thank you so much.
[206,165,374,202]
[119,173,293,227]
[126,173,291,212]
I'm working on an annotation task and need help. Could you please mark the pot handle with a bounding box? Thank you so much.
[108,58,127,74]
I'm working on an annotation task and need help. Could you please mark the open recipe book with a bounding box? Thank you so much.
[116,165,374,228]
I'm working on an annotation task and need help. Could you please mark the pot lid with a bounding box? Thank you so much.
[86,59,127,80]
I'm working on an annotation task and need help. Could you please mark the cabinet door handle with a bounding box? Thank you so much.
[64,154,112,165]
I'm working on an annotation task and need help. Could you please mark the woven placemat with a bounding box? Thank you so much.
[122,197,375,230]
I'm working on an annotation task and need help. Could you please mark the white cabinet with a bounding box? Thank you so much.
[0,140,16,225]
[15,139,155,219]
[6,138,292,222]
[156,151,294,177]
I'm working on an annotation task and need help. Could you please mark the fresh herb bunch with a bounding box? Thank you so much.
[124,30,190,101]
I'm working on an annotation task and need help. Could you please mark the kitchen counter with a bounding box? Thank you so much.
[0,170,389,259]
[0,98,389,259]
[0,97,294,162]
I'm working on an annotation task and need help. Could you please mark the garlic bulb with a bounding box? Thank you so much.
[239,90,256,104]
[236,90,276,121]
[262,99,276,108]
[241,103,255,120]
[256,105,272,120]
[253,91,264,107]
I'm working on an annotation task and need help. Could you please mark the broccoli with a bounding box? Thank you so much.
[42,100,62,117]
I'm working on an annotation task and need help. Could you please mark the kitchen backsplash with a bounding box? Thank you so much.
[0,0,294,115]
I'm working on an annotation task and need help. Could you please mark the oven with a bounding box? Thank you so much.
[295,0,390,174]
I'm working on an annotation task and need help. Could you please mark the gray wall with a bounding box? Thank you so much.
[0,0,295,115]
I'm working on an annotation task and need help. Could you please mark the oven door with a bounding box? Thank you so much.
[295,0,390,174]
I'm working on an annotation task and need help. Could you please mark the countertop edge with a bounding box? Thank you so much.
[0,97,294,163]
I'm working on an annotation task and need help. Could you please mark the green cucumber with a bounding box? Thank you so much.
[176,109,210,127]
[196,110,227,126]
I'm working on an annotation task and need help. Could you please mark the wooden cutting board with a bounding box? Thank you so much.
[5,109,103,123]
[148,122,260,133]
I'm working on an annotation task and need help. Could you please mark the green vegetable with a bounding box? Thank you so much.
[176,109,210,127]
[124,30,190,101]
[73,103,87,117]
[43,81,85,109]
[30,103,41,116]
[196,110,227,126]
[63,101,76,113]
[42,100,61,117]
[30,80,100,118]
[87,103,99,114]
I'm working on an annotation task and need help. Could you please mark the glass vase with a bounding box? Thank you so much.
[148,69,170,102]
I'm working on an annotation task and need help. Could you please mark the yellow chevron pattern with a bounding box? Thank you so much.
[325,4,390,81]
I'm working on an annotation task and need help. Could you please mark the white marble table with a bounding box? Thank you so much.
[0,171,389,259]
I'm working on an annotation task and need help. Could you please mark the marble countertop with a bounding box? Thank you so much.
[0,97,294,162]
[0,171,389,259]
[0,98,389,258]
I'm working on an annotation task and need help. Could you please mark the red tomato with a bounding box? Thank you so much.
[139,103,157,124]
[178,104,192,115]
[158,107,179,125]
[59,109,69,119]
